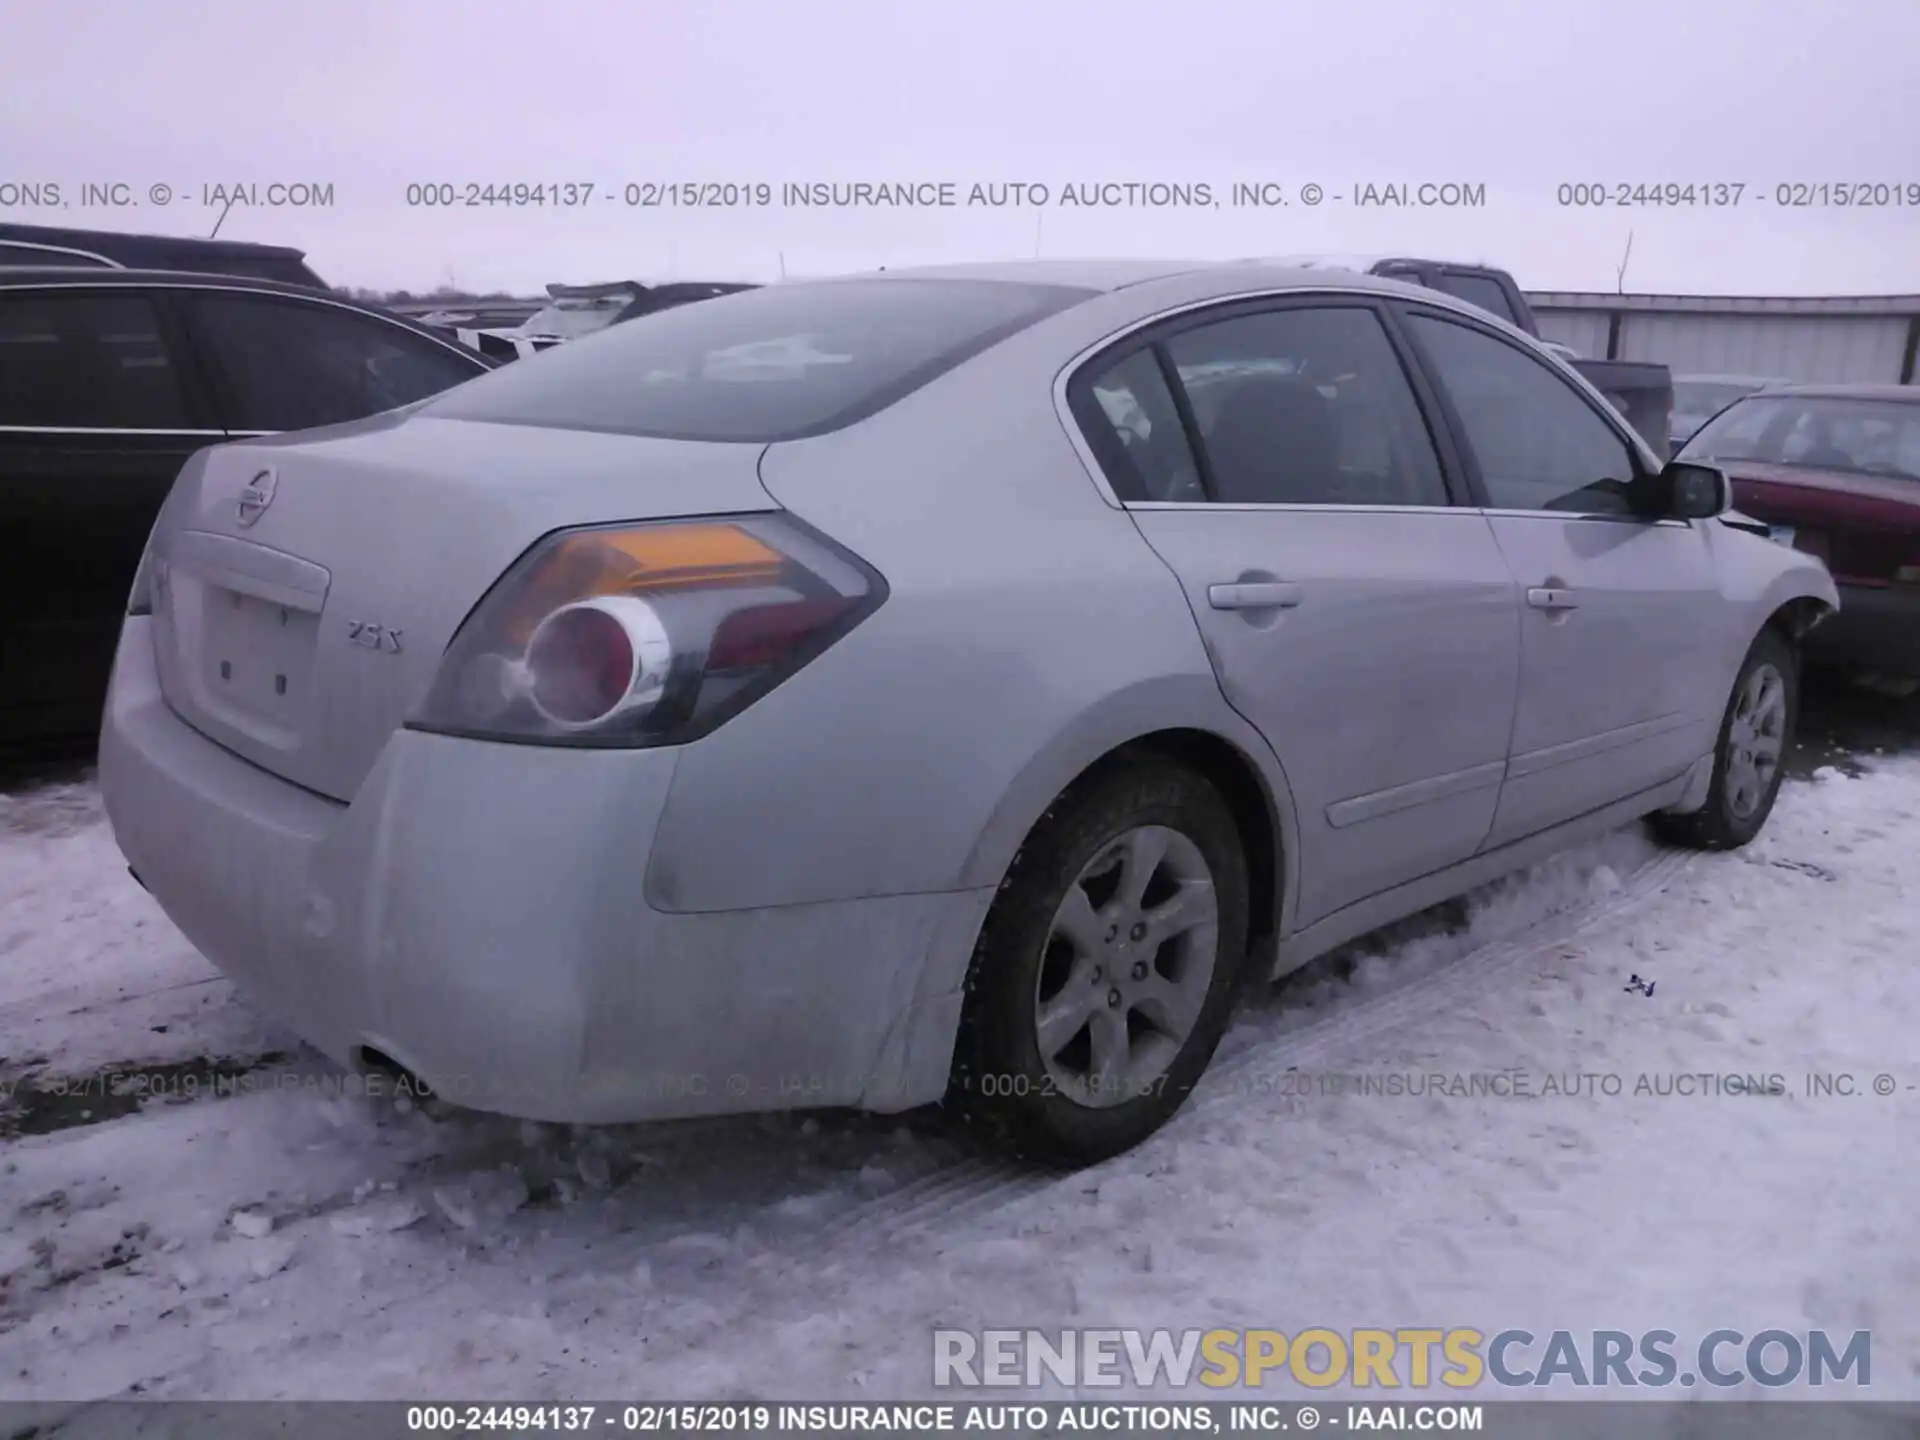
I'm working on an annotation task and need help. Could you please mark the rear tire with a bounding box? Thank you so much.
[1653,627,1798,851]
[946,759,1250,1167]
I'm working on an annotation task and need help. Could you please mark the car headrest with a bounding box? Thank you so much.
[1205,376,1342,504]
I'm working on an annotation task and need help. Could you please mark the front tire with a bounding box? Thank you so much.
[946,759,1250,1166]
[1653,627,1798,850]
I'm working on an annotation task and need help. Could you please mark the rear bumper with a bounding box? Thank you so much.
[1804,584,1920,675]
[98,621,993,1123]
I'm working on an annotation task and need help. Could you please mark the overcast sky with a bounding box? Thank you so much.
[4,0,1916,296]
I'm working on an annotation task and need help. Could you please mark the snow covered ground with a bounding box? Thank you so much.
[2,694,1917,1407]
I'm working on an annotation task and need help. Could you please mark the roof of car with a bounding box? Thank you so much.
[1751,383,1920,403]
[545,280,647,300]
[0,267,485,350]
[1229,253,1505,275]
[1674,373,1796,385]
[0,222,309,262]
[0,266,348,298]
[845,256,1450,295]
[853,259,1201,290]
[643,281,759,300]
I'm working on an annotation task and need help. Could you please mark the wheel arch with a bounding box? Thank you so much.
[955,677,1299,961]
[1708,565,1839,704]
[1092,729,1284,967]
[1747,560,1839,639]
[1764,591,1836,646]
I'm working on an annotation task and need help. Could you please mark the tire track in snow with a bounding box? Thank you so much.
[1203,846,1700,1100]
[629,841,1702,1343]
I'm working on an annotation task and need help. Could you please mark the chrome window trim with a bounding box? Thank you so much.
[0,277,489,367]
[0,240,123,267]
[1126,499,1691,526]
[1480,507,1693,529]
[1127,500,1468,516]
[0,425,224,436]
[1050,281,1539,512]
[1051,280,1675,524]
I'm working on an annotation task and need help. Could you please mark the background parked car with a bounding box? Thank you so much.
[0,222,327,289]
[0,267,494,749]
[1671,374,1795,451]
[1677,384,1920,682]
[444,279,760,360]
[449,278,756,360]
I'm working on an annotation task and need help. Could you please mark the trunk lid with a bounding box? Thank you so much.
[1724,462,1920,584]
[146,413,776,801]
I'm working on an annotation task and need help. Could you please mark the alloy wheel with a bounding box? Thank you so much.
[1032,825,1220,1108]
[1726,661,1788,818]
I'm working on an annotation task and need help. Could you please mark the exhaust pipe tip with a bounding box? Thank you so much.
[353,1046,453,1115]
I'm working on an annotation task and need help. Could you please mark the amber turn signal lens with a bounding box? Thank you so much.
[506,524,785,644]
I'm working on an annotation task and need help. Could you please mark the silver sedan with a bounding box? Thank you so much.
[99,259,1837,1164]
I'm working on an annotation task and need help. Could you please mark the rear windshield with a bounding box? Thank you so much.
[141,251,326,288]
[421,277,1094,442]
[1428,271,1519,325]
[203,256,328,289]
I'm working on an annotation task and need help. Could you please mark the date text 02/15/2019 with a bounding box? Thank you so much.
[1557,181,1920,207]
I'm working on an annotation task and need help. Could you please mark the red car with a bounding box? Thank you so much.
[1677,384,1920,680]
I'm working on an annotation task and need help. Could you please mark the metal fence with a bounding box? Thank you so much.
[1528,293,1920,386]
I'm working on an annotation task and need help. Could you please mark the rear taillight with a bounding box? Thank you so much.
[409,515,885,747]
[523,597,667,728]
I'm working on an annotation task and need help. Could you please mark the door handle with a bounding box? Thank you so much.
[1526,586,1578,612]
[1208,581,1302,610]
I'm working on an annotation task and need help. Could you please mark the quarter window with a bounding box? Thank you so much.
[0,290,190,428]
[1076,348,1205,502]
[186,293,484,432]
[1404,312,1641,514]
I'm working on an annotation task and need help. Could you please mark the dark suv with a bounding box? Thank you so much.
[0,222,328,289]
[0,268,494,748]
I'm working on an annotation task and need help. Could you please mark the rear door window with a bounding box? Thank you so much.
[1165,305,1451,507]
[0,289,191,428]
[183,292,487,431]
[1071,303,1453,508]
[423,278,1094,442]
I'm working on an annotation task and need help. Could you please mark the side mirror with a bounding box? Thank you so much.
[1635,460,1730,520]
